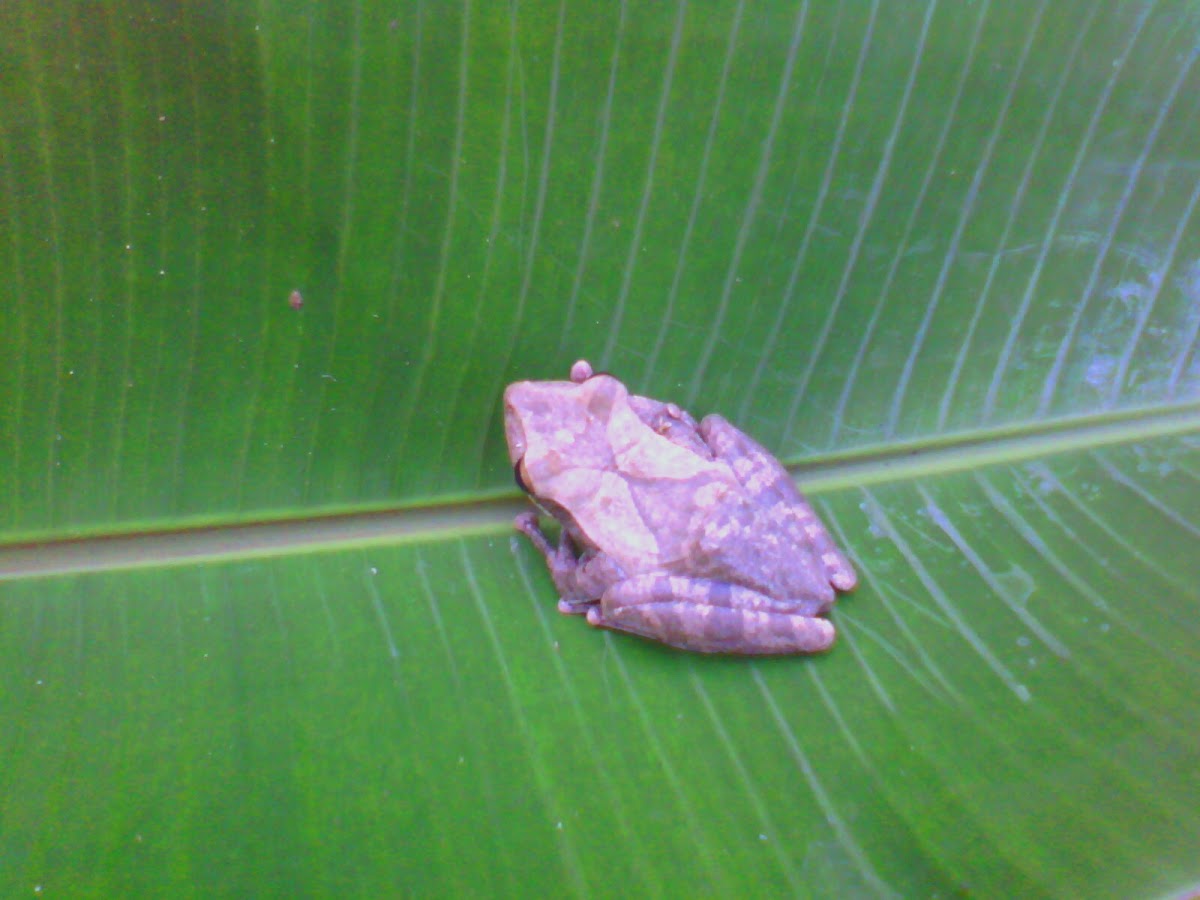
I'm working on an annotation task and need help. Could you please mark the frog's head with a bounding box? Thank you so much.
[503,371,628,495]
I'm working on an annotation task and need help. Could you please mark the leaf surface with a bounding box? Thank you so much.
[2,2,1199,897]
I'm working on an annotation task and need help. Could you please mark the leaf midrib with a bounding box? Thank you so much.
[2,400,1197,582]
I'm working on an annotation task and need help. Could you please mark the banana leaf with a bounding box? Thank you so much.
[2,2,1199,896]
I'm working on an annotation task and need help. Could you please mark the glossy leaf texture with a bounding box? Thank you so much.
[5,438,1200,898]
[3,0,1198,535]
[2,1,1199,897]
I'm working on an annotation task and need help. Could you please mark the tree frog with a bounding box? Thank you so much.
[504,360,857,655]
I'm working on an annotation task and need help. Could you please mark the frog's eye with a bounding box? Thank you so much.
[513,458,533,493]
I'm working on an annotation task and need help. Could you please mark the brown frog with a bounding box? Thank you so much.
[504,360,856,654]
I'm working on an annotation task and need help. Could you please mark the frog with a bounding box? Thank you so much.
[503,360,857,655]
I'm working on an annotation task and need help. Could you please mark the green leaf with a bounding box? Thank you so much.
[2,1,1199,897]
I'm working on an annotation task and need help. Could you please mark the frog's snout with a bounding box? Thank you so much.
[503,383,530,462]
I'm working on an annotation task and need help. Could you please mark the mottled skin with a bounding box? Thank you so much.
[504,360,856,655]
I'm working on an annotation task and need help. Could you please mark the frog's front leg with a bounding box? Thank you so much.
[514,513,623,614]
[589,574,835,654]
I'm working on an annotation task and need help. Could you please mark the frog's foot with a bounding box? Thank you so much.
[784,509,858,594]
[822,550,857,592]
[558,597,597,617]
[793,511,858,593]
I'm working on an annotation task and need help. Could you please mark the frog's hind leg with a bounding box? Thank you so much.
[790,503,858,593]
[590,574,836,654]
[700,414,799,506]
[701,415,857,592]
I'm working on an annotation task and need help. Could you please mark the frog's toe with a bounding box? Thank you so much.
[559,598,595,617]
[825,558,857,592]
[514,511,540,533]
